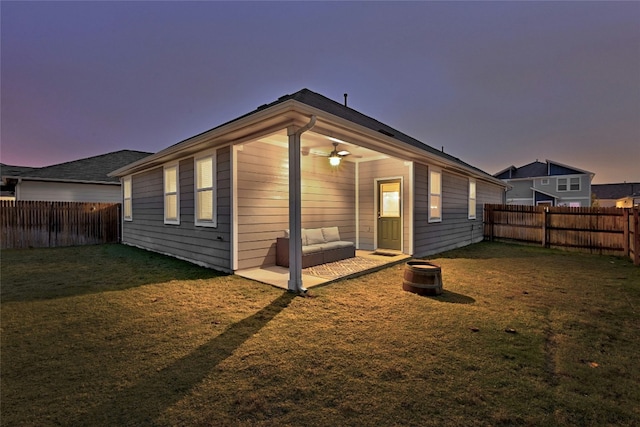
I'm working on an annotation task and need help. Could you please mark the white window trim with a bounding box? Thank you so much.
[569,177,581,191]
[557,177,568,192]
[123,176,132,221]
[194,151,217,228]
[428,167,442,223]
[164,163,180,225]
[557,176,581,192]
[468,178,477,220]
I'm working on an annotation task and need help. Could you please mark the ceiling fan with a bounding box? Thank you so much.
[328,142,350,166]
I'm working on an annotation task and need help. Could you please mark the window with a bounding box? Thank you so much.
[557,177,580,192]
[557,178,567,191]
[428,168,442,222]
[380,182,401,217]
[123,176,132,221]
[468,179,476,219]
[569,177,580,191]
[195,154,216,227]
[164,164,179,224]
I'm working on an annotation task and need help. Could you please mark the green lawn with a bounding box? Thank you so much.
[1,242,639,426]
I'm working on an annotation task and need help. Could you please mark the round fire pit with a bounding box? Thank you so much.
[403,261,443,296]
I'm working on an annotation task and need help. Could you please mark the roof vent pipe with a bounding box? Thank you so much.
[344,93,348,107]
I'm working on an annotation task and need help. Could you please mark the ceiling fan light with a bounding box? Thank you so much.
[329,155,341,166]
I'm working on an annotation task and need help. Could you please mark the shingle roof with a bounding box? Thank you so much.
[507,161,548,179]
[0,164,37,176]
[274,89,496,178]
[494,159,591,179]
[165,88,498,180]
[2,150,152,183]
[592,183,640,199]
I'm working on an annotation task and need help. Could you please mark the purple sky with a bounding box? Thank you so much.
[2,1,638,184]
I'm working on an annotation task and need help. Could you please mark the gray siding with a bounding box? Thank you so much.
[236,142,288,270]
[236,141,356,270]
[413,163,503,257]
[506,179,534,203]
[553,174,591,206]
[357,158,412,253]
[506,174,592,206]
[17,181,121,203]
[122,147,232,272]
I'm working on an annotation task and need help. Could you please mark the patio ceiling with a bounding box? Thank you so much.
[255,129,390,164]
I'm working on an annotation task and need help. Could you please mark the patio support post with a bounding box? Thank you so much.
[287,115,316,293]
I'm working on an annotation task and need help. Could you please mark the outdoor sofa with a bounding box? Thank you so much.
[276,226,355,268]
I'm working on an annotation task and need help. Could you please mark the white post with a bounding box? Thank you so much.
[287,127,303,292]
[287,116,316,293]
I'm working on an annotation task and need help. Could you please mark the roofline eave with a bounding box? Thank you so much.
[545,159,595,176]
[531,187,559,199]
[110,98,506,188]
[4,176,119,185]
[109,100,304,177]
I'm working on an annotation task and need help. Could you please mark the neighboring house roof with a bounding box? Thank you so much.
[531,187,559,199]
[495,161,547,179]
[111,88,504,185]
[592,183,640,199]
[0,164,37,178]
[494,159,594,180]
[2,150,153,184]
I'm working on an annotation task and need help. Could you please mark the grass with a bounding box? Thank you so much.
[1,242,639,426]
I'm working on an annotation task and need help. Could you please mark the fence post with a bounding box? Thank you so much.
[633,208,640,266]
[542,206,549,248]
[486,205,494,241]
[623,208,630,258]
[118,204,122,243]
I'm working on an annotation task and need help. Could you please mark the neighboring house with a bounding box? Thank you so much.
[0,164,36,200]
[494,160,594,207]
[1,150,152,203]
[592,183,640,208]
[110,88,507,291]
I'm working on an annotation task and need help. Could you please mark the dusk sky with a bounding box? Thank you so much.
[2,1,638,184]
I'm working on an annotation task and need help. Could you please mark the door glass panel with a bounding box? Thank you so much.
[380,182,400,217]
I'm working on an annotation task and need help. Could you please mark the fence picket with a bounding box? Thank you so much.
[0,201,121,249]
[484,204,640,265]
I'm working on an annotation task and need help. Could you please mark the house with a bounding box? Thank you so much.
[592,183,640,208]
[110,88,507,292]
[1,150,152,203]
[0,164,36,200]
[494,159,594,207]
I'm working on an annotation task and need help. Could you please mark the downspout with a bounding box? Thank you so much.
[287,115,317,294]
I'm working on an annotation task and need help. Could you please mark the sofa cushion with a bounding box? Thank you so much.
[319,241,354,251]
[305,228,326,245]
[284,229,308,246]
[321,226,341,242]
[302,244,323,254]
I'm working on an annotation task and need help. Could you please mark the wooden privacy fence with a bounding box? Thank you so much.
[484,204,640,265]
[0,201,121,249]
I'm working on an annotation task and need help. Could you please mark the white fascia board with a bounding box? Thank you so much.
[531,187,559,199]
[545,159,595,176]
[291,103,507,188]
[6,176,119,185]
[109,100,304,177]
[493,165,516,177]
[110,97,505,189]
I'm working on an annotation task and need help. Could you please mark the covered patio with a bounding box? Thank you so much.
[236,249,410,290]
